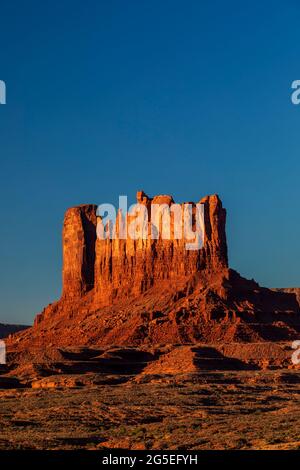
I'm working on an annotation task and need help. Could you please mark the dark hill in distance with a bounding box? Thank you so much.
[0,323,29,339]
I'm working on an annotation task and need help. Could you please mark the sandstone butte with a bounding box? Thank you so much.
[7,191,300,359]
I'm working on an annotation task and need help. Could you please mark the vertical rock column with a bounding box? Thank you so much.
[200,194,228,271]
[62,204,97,300]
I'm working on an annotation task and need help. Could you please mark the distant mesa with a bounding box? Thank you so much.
[0,323,29,339]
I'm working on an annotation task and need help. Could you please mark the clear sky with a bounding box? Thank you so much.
[0,0,300,324]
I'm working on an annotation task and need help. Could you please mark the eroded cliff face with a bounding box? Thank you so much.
[94,192,228,304]
[59,192,228,304]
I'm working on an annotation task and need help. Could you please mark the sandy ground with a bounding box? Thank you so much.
[1,368,300,450]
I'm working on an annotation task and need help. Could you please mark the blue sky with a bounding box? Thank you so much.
[0,0,300,324]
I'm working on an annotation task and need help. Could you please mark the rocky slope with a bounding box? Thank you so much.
[7,191,300,359]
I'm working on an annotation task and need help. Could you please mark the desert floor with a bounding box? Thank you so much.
[1,346,300,450]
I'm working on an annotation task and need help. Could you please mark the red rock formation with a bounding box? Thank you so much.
[7,191,300,357]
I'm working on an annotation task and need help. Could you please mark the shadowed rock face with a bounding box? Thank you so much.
[7,191,300,355]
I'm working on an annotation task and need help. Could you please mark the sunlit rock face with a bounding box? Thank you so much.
[93,191,228,304]
[59,192,227,304]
